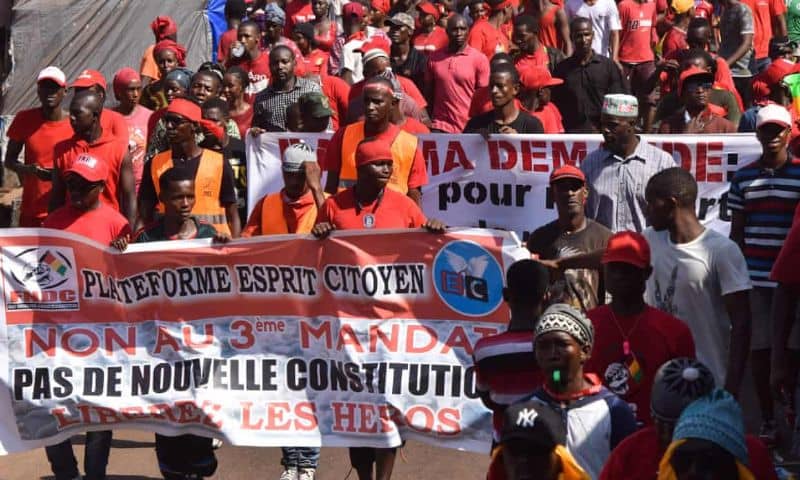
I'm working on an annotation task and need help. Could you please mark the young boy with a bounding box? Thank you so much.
[117,167,228,479]
[526,303,637,478]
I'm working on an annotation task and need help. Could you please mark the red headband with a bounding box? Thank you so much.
[151,16,178,41]
[165,99,225,143]
[491,0,512,11]
[154,39,187,67]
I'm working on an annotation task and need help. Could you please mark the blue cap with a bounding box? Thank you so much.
[673,389,748,466]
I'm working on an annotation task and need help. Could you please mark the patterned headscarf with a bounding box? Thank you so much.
[534,303,594,348]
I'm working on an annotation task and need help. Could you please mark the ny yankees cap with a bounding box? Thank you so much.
[500,400,566,450]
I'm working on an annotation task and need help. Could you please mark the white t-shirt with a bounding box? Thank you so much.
[565,0,622,57]
[341,26,387,84]
[643,228,752,385]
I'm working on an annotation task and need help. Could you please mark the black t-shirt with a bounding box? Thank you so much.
[463,109,544,134]
[138,149,238,217]
[526,219,612,311]
[391,48,427,93]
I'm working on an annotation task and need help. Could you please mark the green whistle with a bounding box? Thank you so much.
[553,370,561,383]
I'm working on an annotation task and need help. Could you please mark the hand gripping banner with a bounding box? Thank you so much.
[0,228,528,454]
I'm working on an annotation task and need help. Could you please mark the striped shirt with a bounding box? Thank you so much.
[728,157,800,287]
[473,330,543,442]
[581,138,677,232]
[253,77,321,132]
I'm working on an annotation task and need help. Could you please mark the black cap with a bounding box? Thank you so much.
[501,400,566,450]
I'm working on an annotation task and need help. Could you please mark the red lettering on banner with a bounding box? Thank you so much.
[520,140,549,172]
[104,327,136,355]
[153,326,180,354]
[240,401,264,429]
[473,326,500,340]
[52,407,81,429]
[378,404,398,432]
[175,400,203,423]
[182,324,214,349]
[488,141,517,169]
[230,319,255,349]
[552,141,586,169]
[295,402,318,431]
[119,406,147,420]
[424,140,474,175]
[704,142,723,182]
[369,324,399,351]
[358,402,379,433]
[437,408,462,435]
[25,328,55,357]
[440,326,473,355]
[94,406,122,424]
[405,325,437,353]
[278,138,302,156]
[331,401,358,432]
[265,402,292,430]
[406,405,436,433]
[337,324,364,352]
[9,289,76,303]
[300,320,332,349]
[316,138,330,164]
[660,142,692,171]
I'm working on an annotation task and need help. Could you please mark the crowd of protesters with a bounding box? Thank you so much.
[4,0,800,478]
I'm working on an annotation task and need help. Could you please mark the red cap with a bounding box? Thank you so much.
[343,2,366,19]
[417,1,441,20]
[65,153,108,183]
[520,66,564,90]
[678,66,713,96]
[549,165,585,183]
[356,139,394,167]
[71,69,107,91]
[760,58,798,87]
[601,231,651,269]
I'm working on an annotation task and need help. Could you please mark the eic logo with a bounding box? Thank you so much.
[433,240,503,317]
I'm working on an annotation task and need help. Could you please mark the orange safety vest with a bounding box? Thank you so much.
[151,149,231,236]
[259,192,320,235]
[339,122,418,194]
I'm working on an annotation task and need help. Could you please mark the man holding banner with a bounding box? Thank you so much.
[313,137,444,480]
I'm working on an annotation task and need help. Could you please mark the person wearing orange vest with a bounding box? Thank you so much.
[136,98,241,237]
[322,77,428,205]
[242,142,327,237]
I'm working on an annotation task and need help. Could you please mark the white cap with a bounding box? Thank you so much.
[37,66,66,87]
[282,142,316,173]
[756,104,793,129]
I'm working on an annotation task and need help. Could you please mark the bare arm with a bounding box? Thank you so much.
[773,14,788,37]
[225,203,242,238]
[341,69,354,86]
[119,153,137,226]
[48,169,67,213]
[135,195,155,233]
[725,33,754,66]
[304,161,327,210]
[729,211,746,251]
[556,9,573,56]
[610,29,620,63]
[723,290,752,397]
[407,187,422,206]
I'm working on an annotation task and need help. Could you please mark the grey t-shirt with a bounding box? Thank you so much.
[718,2,755,77]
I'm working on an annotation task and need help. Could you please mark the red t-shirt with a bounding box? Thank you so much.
[301,49,330,77]
[6,108,74,227]
[322,75,351,131]
[316,187,426,230]
[217,28,238,63]
[695,0,714,18]
[43,204,131,246]
[53,131,127,212]
[285,0,316,37]
[771,205,800,284]
[231,106,254,138]
[398,116,431,134]
[618,0,658,63]
[101,108,130,146]
[467,18,511,60]
[323,123,428,189]
[743,0,787,59]
[599,427,778,480]
[426,46,491,132]
[538,5,562,49]
[514,45,552,72]
[661,26,687,60]
[413,27,449,53]
[119,105,152,193]
[227,51,272,102]
[585,305,696,425]
[532,102,565,133]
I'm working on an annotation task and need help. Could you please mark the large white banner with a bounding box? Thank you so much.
[247,133,763,241]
